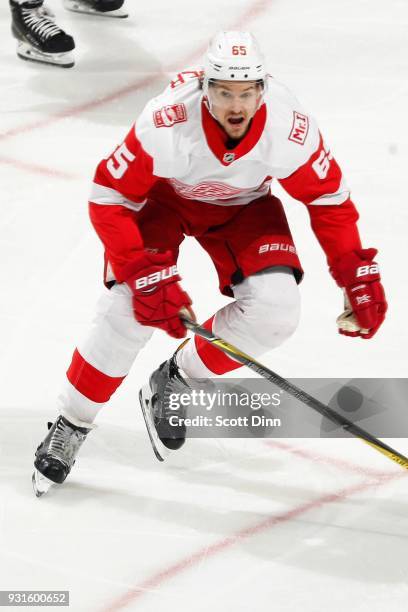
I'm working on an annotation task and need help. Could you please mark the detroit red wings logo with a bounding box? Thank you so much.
[153,103,187,128]
[169,178,269,201]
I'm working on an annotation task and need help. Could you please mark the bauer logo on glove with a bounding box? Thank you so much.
[330,248,387,339]
[123,251,195,339]
[135,265,179,290]
[356,264,379,278]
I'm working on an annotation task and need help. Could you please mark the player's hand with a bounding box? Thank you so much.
[330,248,387,339]
[123,251,194,339]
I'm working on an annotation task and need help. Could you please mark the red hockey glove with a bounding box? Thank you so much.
[123,251,194,339]
[330,248,387,339]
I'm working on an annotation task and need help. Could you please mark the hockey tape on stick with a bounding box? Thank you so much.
[181,316,408,471]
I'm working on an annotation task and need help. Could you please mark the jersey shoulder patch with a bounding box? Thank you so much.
[263,77,320,177]
[134,70,202,177]
[288,111,309,145]
[153,103,188,128]
[151,70,201,129]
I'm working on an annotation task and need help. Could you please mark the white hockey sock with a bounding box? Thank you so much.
[59,284,153,424]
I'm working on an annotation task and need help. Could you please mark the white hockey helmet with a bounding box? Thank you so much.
[203,31,266,84]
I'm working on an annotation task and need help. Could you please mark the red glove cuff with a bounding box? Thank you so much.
[330,248,379,288]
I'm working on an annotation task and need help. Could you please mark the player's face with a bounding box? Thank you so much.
[208,81,263,139]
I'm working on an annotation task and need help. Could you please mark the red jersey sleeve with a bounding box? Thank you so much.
[279,134,362,265]
[89,124,159,282]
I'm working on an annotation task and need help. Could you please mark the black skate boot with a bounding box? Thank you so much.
[63,0,128,18]
[32,415,92,496]
[139,355,190,462]
[10,0,75,68]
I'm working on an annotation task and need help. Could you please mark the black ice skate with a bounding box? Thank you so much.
[139,355,190,462]
[10,0,75,68]
[32,415,92,497]
[63,0,128,18]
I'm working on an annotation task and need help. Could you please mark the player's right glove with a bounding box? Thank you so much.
[122,251,194,339]
[330,248,387,339]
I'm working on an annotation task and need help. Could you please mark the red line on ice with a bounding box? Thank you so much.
[0,0,274,143]
[0,155,78,180]
[264,440,391,478]
[101,470,404,612]
[0,73,163,143]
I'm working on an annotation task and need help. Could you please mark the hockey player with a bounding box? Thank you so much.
[32,32,387,494]
[9,0,128,69]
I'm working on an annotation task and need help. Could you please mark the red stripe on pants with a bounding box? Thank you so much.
[194,316,242,375]
[67,349,125,403]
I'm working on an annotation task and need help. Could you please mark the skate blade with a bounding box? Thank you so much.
[17,43,74,68]
[63,0,128,18]
[139,386,169,462]
[32,470,54,497]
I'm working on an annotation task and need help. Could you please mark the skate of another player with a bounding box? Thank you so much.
[9,0,128,68]
[63,0,128,19]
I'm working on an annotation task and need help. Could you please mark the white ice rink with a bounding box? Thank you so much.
[1,0,408,610]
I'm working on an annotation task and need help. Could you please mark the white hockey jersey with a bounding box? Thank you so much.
[89,69,361,280]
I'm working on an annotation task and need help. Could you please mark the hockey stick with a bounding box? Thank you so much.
[181,317,408,471]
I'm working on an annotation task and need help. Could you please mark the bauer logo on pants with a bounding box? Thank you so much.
[258,243,297,254]
[153,104,187,128]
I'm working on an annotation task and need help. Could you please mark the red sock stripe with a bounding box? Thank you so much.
[66,349,126,403]
[194,316,242,375]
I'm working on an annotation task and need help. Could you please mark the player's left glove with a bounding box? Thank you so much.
[330,248,387,339]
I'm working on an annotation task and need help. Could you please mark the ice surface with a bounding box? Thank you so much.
[1,0,408,610]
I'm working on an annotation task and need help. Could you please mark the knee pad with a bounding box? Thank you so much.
[216,268,300,354]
